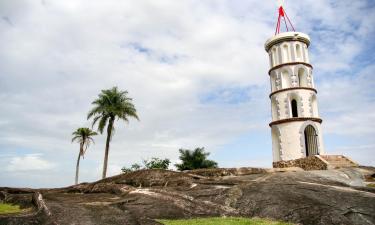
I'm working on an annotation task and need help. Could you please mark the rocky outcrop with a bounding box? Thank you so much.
[273,155,358,170]
[273,156,328,170]
[184,167,269,177]
[1,167,375,225]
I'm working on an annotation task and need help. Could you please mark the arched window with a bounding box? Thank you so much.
[281,70,291,88]
[296,44,302,60]
[269,53,273,67]
[282,44,290,63]
[272,48,277,66]
[291,99,298,117]
[298,68,308,87]
[304,46,309,63]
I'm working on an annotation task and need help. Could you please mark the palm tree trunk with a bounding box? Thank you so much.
[102,118,114,179]
[75,143,83,185]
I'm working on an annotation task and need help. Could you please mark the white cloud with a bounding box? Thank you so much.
[319,64,375,136]
[6,154,56,172]
[0,0,374,187]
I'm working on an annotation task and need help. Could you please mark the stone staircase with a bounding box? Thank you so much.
[317,155,358,169]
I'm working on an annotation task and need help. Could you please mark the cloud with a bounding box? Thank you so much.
[6,154,56,172]
[319,64,375,136]
[0,0,374,187]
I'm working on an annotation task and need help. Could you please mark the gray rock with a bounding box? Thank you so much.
[1,168,374,225]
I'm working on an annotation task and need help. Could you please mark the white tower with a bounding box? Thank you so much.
[265,6,325,164]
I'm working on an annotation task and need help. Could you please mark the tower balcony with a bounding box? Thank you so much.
[265,32,311,68]
[265,32,310,52]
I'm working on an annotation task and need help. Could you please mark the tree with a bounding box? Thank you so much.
[175,147,218,171]
[143,158,170,170]
[121,158,170,173]
[121,163,142,173]
[87,87,139,179]
[71,127,97,184]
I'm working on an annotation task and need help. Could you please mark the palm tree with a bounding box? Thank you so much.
[87,87,139,179]
[71,127,97,185]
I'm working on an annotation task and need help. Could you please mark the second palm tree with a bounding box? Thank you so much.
[72,128,97,184]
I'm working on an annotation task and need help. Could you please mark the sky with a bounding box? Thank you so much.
[0,0,374,188]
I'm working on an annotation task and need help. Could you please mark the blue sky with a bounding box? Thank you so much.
[0,0,374,188]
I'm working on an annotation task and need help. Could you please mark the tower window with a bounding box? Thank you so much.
[298,68,307,87]
[304,46,310,63]
[296,44,302,60]
[272,48,277,65]
[283,44,290,63]
[291,99,298,117]
[281,70,291,88]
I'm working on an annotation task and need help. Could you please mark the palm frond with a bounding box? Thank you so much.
[87,87,139,138]
[72,127,97,158]
[87,137,95,144]
[91,115,102,128]
[98,115,109,134]
[71,136,80,143]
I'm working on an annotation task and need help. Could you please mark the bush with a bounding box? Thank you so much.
[143,158,170,170]
[121,158,170,173]
[121,163,142,173]
[0,203,23,214]
[175,147,218,171]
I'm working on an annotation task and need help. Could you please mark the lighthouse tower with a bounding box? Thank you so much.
[265,4,325,164]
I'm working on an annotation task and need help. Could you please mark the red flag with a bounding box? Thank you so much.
[279,6,285,17]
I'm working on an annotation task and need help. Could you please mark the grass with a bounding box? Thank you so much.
[367,183,375,188]
[0,203,23,214]
[157,217,294,225]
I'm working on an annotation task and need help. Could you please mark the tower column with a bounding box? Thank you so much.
[265,32,325,162]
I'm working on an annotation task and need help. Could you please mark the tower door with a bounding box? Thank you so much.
[304,125,319,156]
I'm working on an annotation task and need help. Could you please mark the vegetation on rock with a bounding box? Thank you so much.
[87,87,139,178]
[143,158,171,170]
[122,157,171,172]
[175,147,218,171]
[0,203,22,214]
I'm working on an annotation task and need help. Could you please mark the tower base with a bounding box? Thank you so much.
[273,155,358,171]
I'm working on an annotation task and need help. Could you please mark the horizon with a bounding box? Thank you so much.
[0,0,374,188]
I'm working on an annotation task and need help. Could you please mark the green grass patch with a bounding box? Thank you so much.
[0,203,23,214]
[157,217,294,225]
[367,183,375,188]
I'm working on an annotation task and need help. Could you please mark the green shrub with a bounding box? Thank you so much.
[122,158,170,173]
[175,147,218,171]
[0,203,22,214]
[143,158,170,170]
[121,163,142,173]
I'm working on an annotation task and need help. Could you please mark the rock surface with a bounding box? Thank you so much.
[1,167,375,225]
